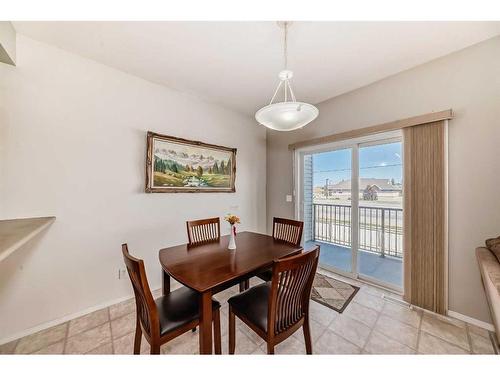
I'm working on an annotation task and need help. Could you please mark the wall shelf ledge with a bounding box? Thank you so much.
[0,217,56,263]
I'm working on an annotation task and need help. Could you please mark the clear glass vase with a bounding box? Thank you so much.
[228,224,236,250]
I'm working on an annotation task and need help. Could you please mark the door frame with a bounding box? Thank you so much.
[294,130,403,292]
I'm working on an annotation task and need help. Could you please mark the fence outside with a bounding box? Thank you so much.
[312,203,403,258]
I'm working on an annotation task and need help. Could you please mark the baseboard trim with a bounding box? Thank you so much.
[447,310,495,332]
[0,283,164,346]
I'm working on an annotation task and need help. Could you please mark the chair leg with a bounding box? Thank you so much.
[150,343,160,355]
[267,343,274,355]
[133,316,142,354]
[303,317,313,354]
[213,308,222,354]
[229,306,236,354]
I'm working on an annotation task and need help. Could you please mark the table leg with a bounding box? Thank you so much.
[199,290,213,354]
[162,270,170,295]
[239,279,250,292]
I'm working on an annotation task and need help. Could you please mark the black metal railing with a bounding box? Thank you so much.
[312,203,403,258]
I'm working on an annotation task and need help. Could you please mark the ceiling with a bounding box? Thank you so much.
[12,21,500,116]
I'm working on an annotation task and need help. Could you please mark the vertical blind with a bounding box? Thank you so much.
[403,121,447,314]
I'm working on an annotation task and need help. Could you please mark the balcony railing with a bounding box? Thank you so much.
[312,203,403,258]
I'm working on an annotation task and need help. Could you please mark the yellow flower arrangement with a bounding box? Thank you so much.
[224,214,240,225]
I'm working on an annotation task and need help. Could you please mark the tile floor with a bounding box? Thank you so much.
[0,271,498,355]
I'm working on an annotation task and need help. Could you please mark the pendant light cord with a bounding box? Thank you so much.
[269,21,298,105]
[283,22,288,102]
[283,22,288,70]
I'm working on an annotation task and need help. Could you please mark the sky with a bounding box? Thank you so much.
[312,141,402,187]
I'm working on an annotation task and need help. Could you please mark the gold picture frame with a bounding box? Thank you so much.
[146,132,236,193]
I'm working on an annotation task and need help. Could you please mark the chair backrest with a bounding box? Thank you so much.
[186,217,220,246]
[272,217,304,247]
[121,244,159,339]
[268,246,320,336]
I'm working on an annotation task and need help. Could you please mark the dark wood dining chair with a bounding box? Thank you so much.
[186,217,247,293]
[255,217,304,284]
[121,244,222,354]
[186,217,220,246]
[272,217,304,246]
[228,246,319,354]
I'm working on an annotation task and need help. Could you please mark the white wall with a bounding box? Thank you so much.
[267,36,500,323]
[0,35,266,342]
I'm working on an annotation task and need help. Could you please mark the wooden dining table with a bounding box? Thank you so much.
[158,231,302,354]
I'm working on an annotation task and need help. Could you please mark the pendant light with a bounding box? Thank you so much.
[255,22,319,131]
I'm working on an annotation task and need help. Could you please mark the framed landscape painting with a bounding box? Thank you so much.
[146,132,236,193]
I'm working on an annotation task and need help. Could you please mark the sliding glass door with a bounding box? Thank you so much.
[298,132,403,291]
[309,148,353,273]
[357,141,403,288]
